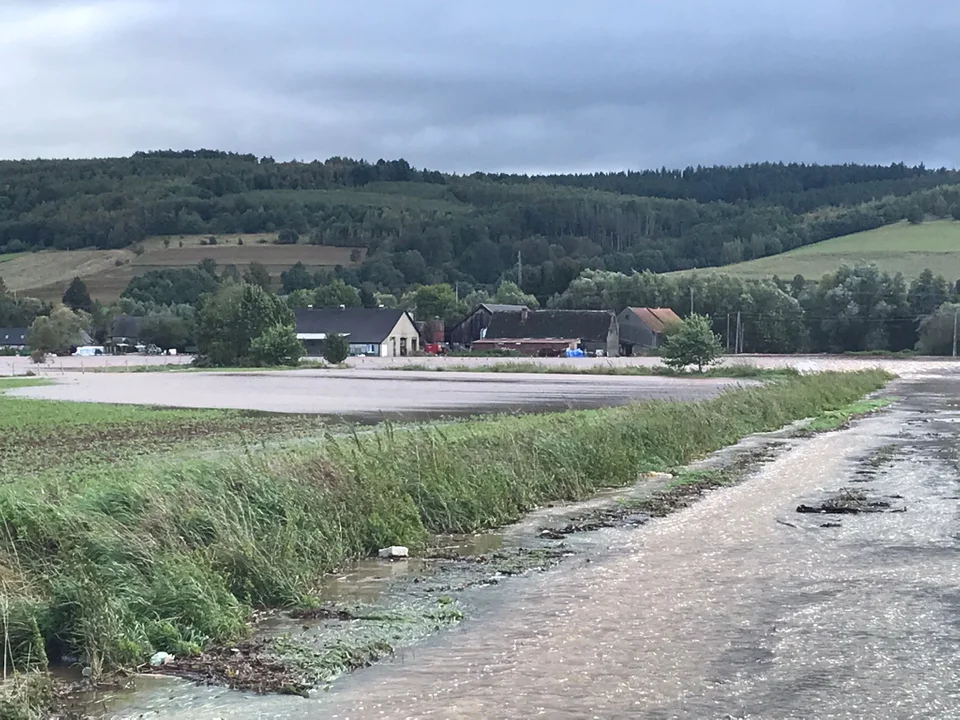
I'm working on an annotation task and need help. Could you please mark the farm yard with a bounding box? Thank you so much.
[0,233,363,302]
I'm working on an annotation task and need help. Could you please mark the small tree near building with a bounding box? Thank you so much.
[249,324,304,366]
[27,306,90,355]
[661,313,723,372]
[323,333,349,364]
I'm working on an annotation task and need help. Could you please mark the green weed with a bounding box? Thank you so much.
[802,398,890,432]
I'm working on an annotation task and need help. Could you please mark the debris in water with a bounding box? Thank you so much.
[797,488,906,514]
[149,651,175,667]
[378,546,409,559]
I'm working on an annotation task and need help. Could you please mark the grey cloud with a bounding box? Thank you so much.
[2,0,960,171]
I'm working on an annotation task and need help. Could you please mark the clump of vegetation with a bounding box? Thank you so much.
[661,313,723,372]
[323,332,349,364]
[61,276,94,313]
[26,306,89,355]
[0,370,889,678]
[801,398,890,433]
[195,282,304,367]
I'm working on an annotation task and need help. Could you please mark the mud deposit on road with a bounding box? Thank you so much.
[93,373,960,719]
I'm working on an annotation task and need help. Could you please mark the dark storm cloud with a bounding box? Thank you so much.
[3,0,960,171]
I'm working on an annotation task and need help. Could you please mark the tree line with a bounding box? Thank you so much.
[551,265,959,354]
[7,259,960,362]
[4,153,960,303]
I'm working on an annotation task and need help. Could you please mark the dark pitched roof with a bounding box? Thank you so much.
[478,303,528,313]
[293,308,411,344]
[628,307,682,334]
[0,328,27,346]
[449,302,527,333]
[485,310,615,343]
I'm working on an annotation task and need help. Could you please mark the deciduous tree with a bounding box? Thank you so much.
[661,313,722,372]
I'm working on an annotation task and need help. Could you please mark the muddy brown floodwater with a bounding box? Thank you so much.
[98,369,960,719]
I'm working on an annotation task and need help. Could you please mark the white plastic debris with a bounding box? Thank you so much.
[378,545,409,559]
[149,651,175,667]
[639,471,673,480]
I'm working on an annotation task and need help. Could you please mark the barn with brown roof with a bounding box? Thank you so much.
[617,307,682,354]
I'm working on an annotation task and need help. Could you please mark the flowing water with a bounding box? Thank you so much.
[98,371,960,719]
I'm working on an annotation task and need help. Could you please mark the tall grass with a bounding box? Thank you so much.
[0,371,889,675]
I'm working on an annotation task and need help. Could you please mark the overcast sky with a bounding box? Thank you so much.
[2,0,958,173]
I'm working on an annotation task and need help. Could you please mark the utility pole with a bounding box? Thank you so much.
[735,312,742,354]
[726,313,731,353]
[517,250,523,289]
[455,281,459,303]
[953,309,958,358]
[690,286,695,315]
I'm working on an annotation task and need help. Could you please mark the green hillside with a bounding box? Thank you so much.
[672,220,960,281]
[4,152,960,301]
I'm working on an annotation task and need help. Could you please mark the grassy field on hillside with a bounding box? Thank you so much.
[671,220,960,280]
[0,234,363,302]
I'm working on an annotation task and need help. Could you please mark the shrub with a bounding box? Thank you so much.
[662,313,722,372]
[323,333,349,364]
[249,325,304,367]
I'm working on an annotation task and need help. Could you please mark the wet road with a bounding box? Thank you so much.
[9,370,745,417]
[100,370,960,719]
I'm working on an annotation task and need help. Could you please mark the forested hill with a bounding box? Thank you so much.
[3,150,960,300]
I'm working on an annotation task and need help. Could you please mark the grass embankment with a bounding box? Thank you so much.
[0,370,890,683]
[394,361,792,379]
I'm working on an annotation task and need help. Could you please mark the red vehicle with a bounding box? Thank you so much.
[424,343,445,355]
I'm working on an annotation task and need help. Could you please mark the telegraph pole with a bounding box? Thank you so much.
[690,286,695,315]
[735,312,741,354]
[953,309,958,358]
[517,251,523,288]
[726,314,731,353]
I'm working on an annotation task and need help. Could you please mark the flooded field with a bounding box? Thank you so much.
[9,369,747,417]
[89,367,960,719]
